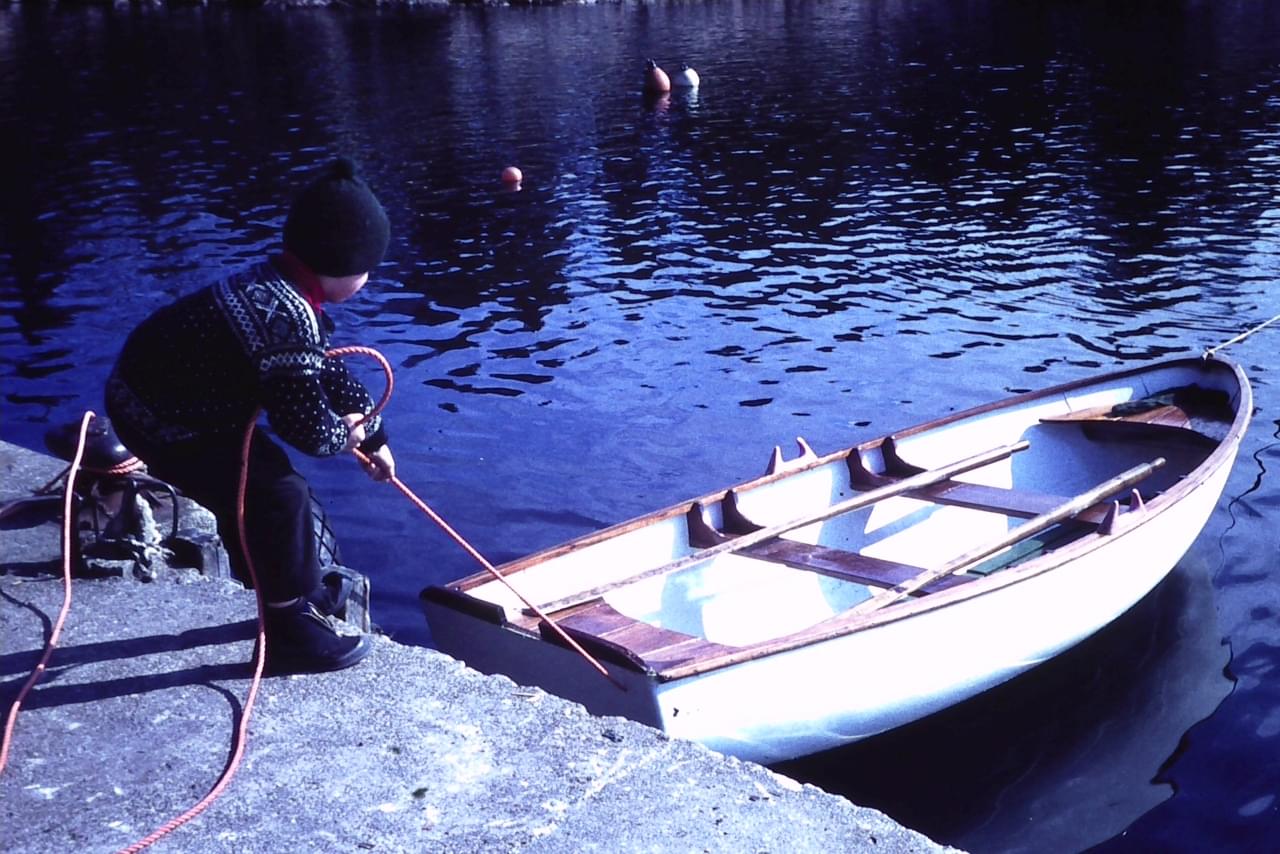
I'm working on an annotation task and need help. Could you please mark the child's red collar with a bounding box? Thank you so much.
[275,251,327,311]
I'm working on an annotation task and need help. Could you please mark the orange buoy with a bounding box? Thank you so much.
[644,59,671,94]
[501,166,523,185]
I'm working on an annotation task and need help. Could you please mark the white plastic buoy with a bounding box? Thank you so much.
[673,64,700,89]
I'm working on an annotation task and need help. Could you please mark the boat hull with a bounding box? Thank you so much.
[651,450,1231,763]
[423,357,1250,764]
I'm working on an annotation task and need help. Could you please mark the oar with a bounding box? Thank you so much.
[531,439,1031,614]
[849,456,1167,615]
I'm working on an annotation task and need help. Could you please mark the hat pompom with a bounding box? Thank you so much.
[330,157,356,180]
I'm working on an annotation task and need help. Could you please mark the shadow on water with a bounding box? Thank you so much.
[775,556,1233,854]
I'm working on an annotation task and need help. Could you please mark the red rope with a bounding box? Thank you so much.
[0,412,93,774]
[4,346,615,854]
[328,349,614,682]
[93,457,146,476]
[117,407,270,853]
[121,347,395,850]
[325,345,394,418]
[349,450,618,684]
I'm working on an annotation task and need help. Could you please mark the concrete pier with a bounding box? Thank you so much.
[1,439,957,853]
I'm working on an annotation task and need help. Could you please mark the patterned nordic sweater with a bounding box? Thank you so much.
[106,259,386,456]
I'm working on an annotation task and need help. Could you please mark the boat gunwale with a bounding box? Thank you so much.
[433,357,1251,681]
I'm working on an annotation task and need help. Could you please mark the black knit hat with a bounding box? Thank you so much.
[284,157,390,277]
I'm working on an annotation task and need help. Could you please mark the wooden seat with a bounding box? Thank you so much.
[540,599,737,672]
[905,480,1113,525]
[1038,389,1230,448]
[1040,401,1192,429]
[720,476,1110,591]
[740,539,972,594]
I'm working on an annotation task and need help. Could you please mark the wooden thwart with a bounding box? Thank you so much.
[549,600,735,667]
[1040,402,1190,428]
[742,539,973,594]
[529,440,1030,615]
[849,456,1166,615]
[906,481,1113,525]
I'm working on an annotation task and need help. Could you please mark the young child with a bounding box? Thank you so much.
[105,157,395,674]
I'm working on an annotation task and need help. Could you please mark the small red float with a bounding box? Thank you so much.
[501,166,523,185]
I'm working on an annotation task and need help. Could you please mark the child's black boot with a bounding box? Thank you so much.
[263,599,372,675]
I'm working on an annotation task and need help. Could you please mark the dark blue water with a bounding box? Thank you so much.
[3,2,1279,850]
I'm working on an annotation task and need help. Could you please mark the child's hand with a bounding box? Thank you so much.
[361,444,396,482]
[340,412,368,452]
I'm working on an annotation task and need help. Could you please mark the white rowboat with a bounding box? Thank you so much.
[422,357,1251,764]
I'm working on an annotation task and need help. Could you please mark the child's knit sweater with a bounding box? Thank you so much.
[106,259,386,455]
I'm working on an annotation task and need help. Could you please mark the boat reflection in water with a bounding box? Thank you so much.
[777,549,1233,853]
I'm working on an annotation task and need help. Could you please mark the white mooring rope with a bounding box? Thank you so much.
[1204,311,1280,359]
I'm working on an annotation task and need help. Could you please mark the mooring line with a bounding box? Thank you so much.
[1204,310,1280,358]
